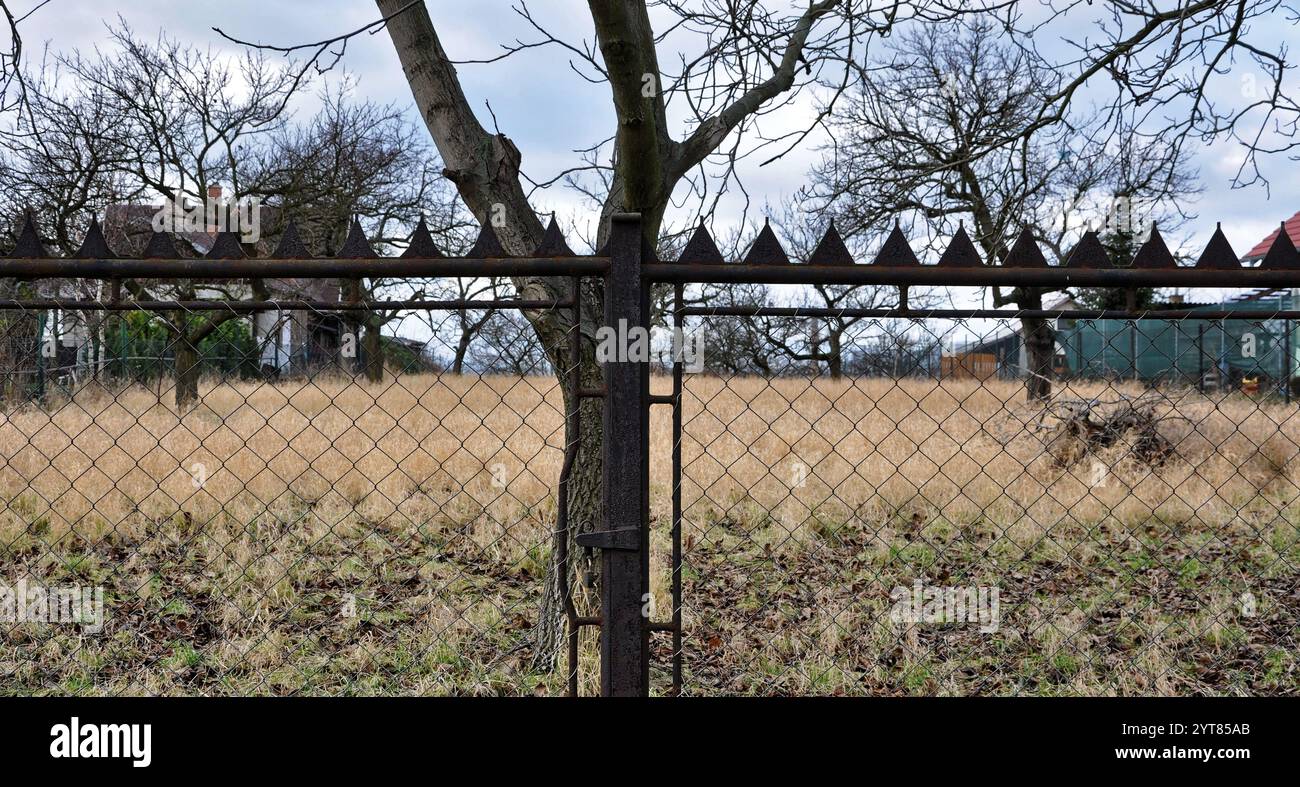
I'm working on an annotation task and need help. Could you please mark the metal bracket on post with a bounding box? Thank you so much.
[598,212,650,697]
[576,528,640,551]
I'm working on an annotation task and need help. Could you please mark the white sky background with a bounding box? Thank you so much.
[15,0,1300,348]
[18,0,1299,251]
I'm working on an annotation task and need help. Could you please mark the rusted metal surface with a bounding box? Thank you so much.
[678,306,1300,320]
[0,256,610,279]
[646,265,1300,286]
[0,298,573,312]
[598,212,650,697]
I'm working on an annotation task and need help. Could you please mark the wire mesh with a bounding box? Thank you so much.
[0,296,596,696]
[655,308,1300,695]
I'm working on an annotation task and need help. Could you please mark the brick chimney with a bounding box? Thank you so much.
[1168,293,1184,306]
[207,184,223,201]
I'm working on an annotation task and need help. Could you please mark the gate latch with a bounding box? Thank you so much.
[575,527,640,552]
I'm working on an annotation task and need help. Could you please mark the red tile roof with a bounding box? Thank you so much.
[1242,210,1300,260]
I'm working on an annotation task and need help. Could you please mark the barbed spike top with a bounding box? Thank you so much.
[1000,227,1047,268]
[1194,223,1239,270]
[743,218,790,266]
[873,220,919,266]
[338,218,377,258]
[809,220,854,266]
[533,215,574,257]
[74,216,116,259]
[1259,220,1300,269]
[1064,230,1111,269]
[143,230,179,259]
[937,223,984,267]
[677,219,725,264]
[401,216,444,259]
[12,211,47,257]
[469,221,509,258]
[206,231,247,259]
[273,219,310,259]
[1130,223,1177,269]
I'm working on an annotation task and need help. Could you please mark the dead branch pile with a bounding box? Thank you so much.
[1033,392,1190,468]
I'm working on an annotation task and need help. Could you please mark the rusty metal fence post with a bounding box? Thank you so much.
[579,212,650,696]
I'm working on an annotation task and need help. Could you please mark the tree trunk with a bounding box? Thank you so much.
[1021,310,1055,402]
[362,320,384,383]
[828,331,843,379]
[452,316,471,375]
[378,1,612,672]
[174,332,201,410]
[377,0,830,676]
[532,362,604,671]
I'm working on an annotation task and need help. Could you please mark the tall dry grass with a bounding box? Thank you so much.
[1,371,1297,695]
[5,373,1296,543]
[668,375,1300,537]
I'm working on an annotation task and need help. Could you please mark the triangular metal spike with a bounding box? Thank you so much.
[469,222,509,258]
[12,211,47,257]
[1130,224,1177,268]
[73,216,116,259]
[1000,227,1047,267]
[272,219,310,259]
[1063,231,1112,269]
[533,215,575,257]
[337,218,377,258]
[400,216,444,259]
[809,220,855,266]
[206,230,247,259]
[677,220,724,264]
[143,231,179,259]
[936,223,984,267]
[743,219,791,266]
[872,222,919,266]
[1259,221,1300,269]
[1195,223,1239,270]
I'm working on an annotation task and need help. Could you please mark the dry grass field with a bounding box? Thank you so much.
[2,372,1298,695]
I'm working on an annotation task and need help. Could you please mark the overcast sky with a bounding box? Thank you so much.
[16,0,1300,261]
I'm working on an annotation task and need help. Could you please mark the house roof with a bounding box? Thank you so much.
[1242,210,1300,261]
[1228,287,1290,303]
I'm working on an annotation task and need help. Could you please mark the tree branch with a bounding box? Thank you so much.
[667,0,841,182]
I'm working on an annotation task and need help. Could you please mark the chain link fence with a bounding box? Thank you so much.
[653,309,1300,695]
[0,296,602,695]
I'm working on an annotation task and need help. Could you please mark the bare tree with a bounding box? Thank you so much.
[251,85,473,382]
[0,54,142,402]
[38,30,467,402]
[54,24,308,407]
[763,200,940,379]
[472,308,553,376]
[367,0,868,666]
[810,19,1198,399]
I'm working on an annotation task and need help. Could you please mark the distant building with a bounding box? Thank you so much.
[945,215,1300,394]
[1057,213,1300,393]
[1240,210,1300,264]
[101,189,343,378]
[947,294,1075,380]
[1057,289,1297,392]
